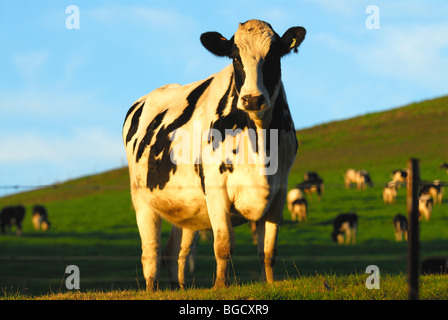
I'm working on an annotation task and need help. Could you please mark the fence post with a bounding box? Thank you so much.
[407,158,420,300]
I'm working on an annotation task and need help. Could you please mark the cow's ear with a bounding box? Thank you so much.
[200,32,233,57]
[281,27,306,55]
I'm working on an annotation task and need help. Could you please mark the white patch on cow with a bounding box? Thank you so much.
[234,20,276,111]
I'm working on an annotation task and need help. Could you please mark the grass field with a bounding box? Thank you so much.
[1,95,448,300]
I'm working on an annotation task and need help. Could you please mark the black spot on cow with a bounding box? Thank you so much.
[210,94,258,152]
[262,43,282,98]
[269,90,298,153]
[219,162,234,174]
[231,46,245,95]
[136,109,167,163]
[123,100,142,128]
[146,78,213,191]
[216,76,233,117]
[194,162,206,194]
[125,101,144,145]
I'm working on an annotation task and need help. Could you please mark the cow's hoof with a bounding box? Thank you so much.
[145,279,158,292]
[213,279,229,289]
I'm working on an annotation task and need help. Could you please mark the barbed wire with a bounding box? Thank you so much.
[0,254,408,262]
[0,184,129,192]
[0,179,446,194]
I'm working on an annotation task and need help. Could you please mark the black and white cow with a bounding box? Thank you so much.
[344,169,373,190]
[383,181,397,205]
[440,162,448,174]
[0,205,25,236]
[331,213,358,245]
[295,171,324,199]
[123,20,306,290]
[418,194,433,221]
[393,214,408,242]
[32,205,51,231]
[391,169,407,188]
[286,188,307,221]
[291,198,308,222]
[420,180,444,205]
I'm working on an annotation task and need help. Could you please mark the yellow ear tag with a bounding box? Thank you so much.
[290,38,297,49]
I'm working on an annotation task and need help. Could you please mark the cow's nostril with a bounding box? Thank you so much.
[241,94,265,110]
[242,95,250,108]
[255,95,265,108]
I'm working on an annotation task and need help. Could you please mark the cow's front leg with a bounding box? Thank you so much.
[206,189,234,288]
[135,205,162,291]
[212,224,235,288]
[257,219,279,283]
[257,190,284,283]
[164,226,196,289]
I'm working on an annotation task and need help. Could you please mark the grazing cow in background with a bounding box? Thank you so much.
[296,171,324,199]
[393,214,408,242]
[344,169,373,190]
[422,257,448,274]
[287,188,303,212]
[304,171,324,193]
[331,213,358,245]
[419,194,433,221]
[420,181,444,205]
[383,181,397,205]
[32,205,51,231]
[391,169,407,188]
[287,188,308,222]
[0,205,25,236]
[440,162,448,174]
[123,20,306,290]
[291,198,308,222]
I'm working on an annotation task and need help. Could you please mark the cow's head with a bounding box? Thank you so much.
[201,20,306,114]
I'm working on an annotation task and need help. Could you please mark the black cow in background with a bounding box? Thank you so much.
[393,214,408,242]
[331,213,358,245]
[440,162,448,175]
[1,205,26,236]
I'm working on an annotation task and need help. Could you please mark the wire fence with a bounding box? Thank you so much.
[0,179,446,194]
[0,254,409,262]
[0,253,410,288]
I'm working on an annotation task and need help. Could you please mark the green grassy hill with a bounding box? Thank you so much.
[291,95,448,185]
[1,95,447,298]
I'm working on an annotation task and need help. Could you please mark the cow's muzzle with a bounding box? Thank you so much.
[241,94,266,111]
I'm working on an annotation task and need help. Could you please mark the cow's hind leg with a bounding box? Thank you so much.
[164,226,196,289]
[135,205,162,291]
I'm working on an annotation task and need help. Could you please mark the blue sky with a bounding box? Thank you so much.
[1,0,447,196]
